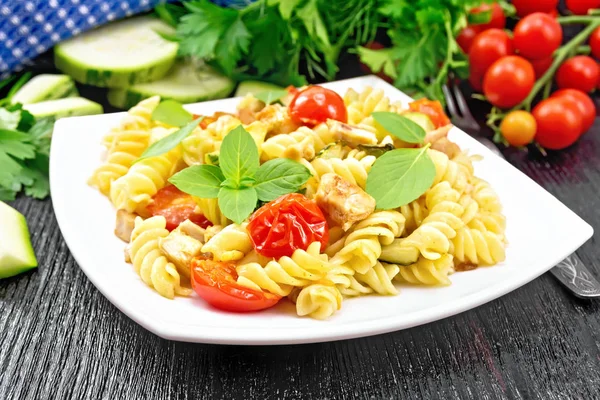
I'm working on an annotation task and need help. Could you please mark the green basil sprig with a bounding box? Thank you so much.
[136,117,202,163]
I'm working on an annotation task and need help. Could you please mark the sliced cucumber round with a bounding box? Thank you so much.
[402,112,436,132]
[10,74,78,105]
[23,97,103,119]
[107,61,235,109]
[54,16,178,88]
[0,201,37,279]
[234,80,284,97]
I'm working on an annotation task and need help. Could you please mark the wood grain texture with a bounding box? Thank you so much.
[2,66,600,400]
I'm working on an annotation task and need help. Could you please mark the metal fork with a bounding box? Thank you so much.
[443,81,600,299]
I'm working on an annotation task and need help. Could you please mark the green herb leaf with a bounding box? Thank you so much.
[356,47,398,79]
[151,100,193,127]
[218,186,258,224]
[254,158,312,201]
[137,117,201,163]
[169,164,225,198]
[219,125,259,187]
[372,112,427,144]
[254,89,289,105]
[366,147,436,210]
[215,16,251,75]
[297,0,331,47]
[0,108,22,130]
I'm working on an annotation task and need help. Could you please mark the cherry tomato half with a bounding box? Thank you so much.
[248,193,329,259]
[551,89,597,134]
[533,97,583,150]
[565,0,600,15]
[470,3,506,31]
[556,56,600,93]
[408,98,451,128]
[191,259,281,312]
[513,13,562,61]
[457,26,482,54]
[289,86,347,126]
[469,29,514,91]
[484,56,535,109]
[147,185,212,231]
[590,27,600,60]
[500,110,537,147]
[512,0,559,17]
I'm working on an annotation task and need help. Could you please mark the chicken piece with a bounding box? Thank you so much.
[255,104,299,136]
[115,209,137,243]
[315,173,376,231]
[176,219,207,243]
[159,230,204,279]
[236,94,264,124]
[424,124,452,145]
[326,120,378,147]
[430,136,460,158]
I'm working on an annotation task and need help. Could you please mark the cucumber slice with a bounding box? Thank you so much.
[403,112,436,132]
[0,202,37,279]
[23,97,103,119]
[235,81,284,97]
[10,74,78,105]
[107,61,235,109]
[54,16,178,88]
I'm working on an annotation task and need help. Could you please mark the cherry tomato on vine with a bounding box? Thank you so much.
[565,0,600,15]
[408,98,451,128]
[530,56,554,79]
[512,0,559,17]
[513,13,562,61]
[483,56,535,109]
[470,3,506,31]
[247,193,329,259]
[191,259,282,312]
[147,185,212,231]
[590,27,600,60]
[457,26,482,54]
[551,89,597,134]
[556,56,600,93]
[533,97,583,150]
[468,29,513,91]
[289,86,347,126]
[500,110,537,147]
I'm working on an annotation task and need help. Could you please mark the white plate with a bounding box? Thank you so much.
[50,76,593,345]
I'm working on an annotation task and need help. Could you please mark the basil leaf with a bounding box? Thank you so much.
[254,89,289,105]
[151,99,193,127]
[366,147,435,210]
[372,112,426,144]
[137,117,201,163]
[168,164,225,199]
[218,186,258,224]
[219,125,259,187]
[254,158,311,201]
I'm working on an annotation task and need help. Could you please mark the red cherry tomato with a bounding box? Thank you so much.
[191,259,281,312]
[513,13,562,60]
[457,26,482,54]
[408,98,451,128]
[530,56,554,79]
[533,97,583,150]
[565,0,600,15]
[469,29,514,91]
[556,56,600,93]
[590,27,600,60]
[551,89,597,134]
[470,3,506,30]
[484,56,535,108]
[512,0,559,17]
[248,193,329,258]
[289,86,347,126]
[147,185,212,231]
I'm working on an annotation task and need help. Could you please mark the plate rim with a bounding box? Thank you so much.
[50,75,594,345]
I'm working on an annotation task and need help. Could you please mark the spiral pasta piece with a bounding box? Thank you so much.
[344,87,393,125]
[102,96,159,148]
[110,127,182,213]
[128,216,191,299]
[354,262,400,295]
[236,242,330,296]
[471,177,502,213]
[330,211,405,274]
[429,149,469,194]
[399,197,428,235]
[452,227,506,266]
[201,223,253,262]
[294,283,343,320]
[261,123,337,161]
[194,197,229,226]
[395,254,454,286]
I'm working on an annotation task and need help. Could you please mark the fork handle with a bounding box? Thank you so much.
[550,254,600,298]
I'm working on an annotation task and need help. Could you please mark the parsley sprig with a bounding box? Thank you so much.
[169,125,312,223]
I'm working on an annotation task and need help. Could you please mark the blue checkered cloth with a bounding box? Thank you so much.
[0,0,250,75]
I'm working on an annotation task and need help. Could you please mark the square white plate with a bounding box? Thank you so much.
[50,76,593,345]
